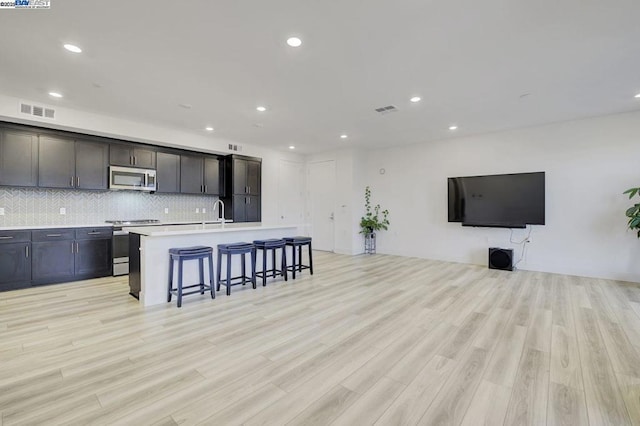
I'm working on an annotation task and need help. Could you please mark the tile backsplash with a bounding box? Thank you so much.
[0,188,220,227]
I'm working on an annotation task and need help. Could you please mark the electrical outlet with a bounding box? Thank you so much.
[202,208,206,214]
[59,207,66,215]
[0,207,4,215]
[164,208,169,214]
[196,208,200,213]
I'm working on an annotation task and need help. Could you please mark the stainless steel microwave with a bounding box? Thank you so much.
[109,166,157,191]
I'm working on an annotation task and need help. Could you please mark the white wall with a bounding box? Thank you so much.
[364,110,640,282]
[0,93,304,226]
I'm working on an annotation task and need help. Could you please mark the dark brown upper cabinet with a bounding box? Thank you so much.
[110,144,156,169]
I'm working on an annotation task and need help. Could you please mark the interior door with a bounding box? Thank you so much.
[278,160,304,225]
[308,160,336,252]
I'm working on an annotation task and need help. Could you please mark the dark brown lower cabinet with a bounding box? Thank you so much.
[32,240,75,285]
[4,227,113,290]
[75,239,112,277]
[231,195,261,222]
[0,241,31,291]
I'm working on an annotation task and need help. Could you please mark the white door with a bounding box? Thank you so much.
[308,160,335,252]
[278,160,304,225]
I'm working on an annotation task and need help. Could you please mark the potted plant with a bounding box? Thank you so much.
[360,187,389,254]
[624,187,640,237]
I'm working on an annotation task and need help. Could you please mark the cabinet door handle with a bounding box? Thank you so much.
[46,234,62,237]
[0,236,14,240]
[70,176,75,187]
[25,245,29,257]
[248,186,251,194]
[133,156,137,165]
[247,197,250,205]
[76,176,80,187]
[204,185,207,193]
[71,242,75,253]
[76,242,79,253]
[87,231,102,235]
[130,155,133,165]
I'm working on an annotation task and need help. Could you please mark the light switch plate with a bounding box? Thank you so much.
[164,208,169,214]
[0,207,4,215]
[202,208,206,214]
[59,207,66,215]
[196,208,200,213]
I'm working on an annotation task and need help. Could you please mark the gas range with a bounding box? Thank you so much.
[105,219,161,226]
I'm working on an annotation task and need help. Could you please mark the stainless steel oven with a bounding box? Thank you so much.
[106,219,160,276]
[112,229,130,276]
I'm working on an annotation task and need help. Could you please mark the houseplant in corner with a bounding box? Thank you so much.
[624,187,640,237]
[360,186,390,254]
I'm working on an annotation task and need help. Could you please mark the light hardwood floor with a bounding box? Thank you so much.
[2,251,640,425]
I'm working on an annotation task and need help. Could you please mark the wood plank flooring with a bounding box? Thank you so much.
[2,251,640,425]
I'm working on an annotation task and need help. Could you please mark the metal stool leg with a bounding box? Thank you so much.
[177,258,184,308]
[282,246,288,281]
[251,247,257,287]
[308,242,314,275]
[199,257,205,294]
[262,248,267,286]
[216,249,222,292]
[208,253,215,299]
[226,252,232,296]
[168,255,174,302]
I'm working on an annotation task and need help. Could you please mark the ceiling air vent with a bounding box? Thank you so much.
[18,101,56,120]
[228,144,242,152]
[374,105,398,115]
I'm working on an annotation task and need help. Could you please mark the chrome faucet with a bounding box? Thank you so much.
[213,199,225,225]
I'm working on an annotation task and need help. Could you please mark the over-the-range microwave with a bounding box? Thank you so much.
[109,166,157,191]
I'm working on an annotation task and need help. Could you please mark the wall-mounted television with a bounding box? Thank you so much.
[448,172,545,228]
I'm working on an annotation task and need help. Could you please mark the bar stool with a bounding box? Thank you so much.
[168,246,214,308]
[253,239,287,286]
[284,236,313,279]
[216,242,256,295]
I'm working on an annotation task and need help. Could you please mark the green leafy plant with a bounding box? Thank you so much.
[359,186,390,235]
[624,187,640,238]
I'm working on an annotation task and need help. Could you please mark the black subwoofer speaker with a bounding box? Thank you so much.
[488,248,514,271]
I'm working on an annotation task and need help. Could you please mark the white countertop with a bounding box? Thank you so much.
[127,223,299,237]
[0,224,112,231]
[0,220,231,231]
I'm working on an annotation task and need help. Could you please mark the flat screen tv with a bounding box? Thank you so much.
[448,172,545,228]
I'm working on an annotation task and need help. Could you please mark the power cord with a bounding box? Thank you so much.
[509,225,533,267]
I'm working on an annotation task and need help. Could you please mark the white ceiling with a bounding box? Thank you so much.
[1,0,639,153]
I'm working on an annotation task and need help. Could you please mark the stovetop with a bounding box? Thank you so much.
[105,219,161,226]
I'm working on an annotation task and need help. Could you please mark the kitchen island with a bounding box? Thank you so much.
[126,223,301,306]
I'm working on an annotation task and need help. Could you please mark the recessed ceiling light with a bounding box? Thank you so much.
[340,134,348,139]
[635,93,640,98]
[449,125,458,131]
[179,103,192,109]
[256,106,267,112]
[286,37,302,48]
[410,96,421,103]
[289,145,296,150]
[48,92,63,98]
[205,126,214,131]
[63,44,82,53]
